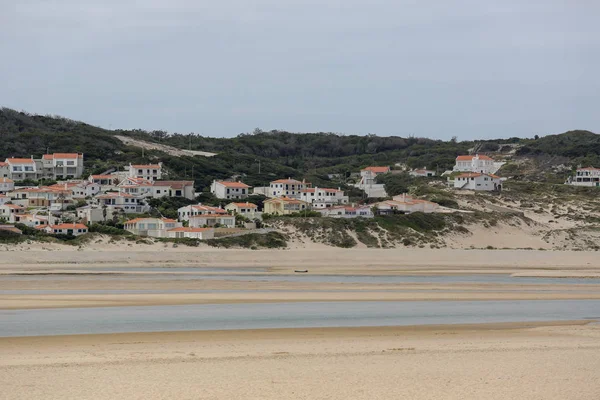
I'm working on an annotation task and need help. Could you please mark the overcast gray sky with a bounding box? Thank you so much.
[1,1,598,139]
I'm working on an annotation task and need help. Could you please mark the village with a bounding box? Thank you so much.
[0,151,592,240]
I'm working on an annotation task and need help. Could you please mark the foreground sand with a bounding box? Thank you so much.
[1,322,599,400]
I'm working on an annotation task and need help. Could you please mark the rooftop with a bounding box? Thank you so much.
[215,181,251,188]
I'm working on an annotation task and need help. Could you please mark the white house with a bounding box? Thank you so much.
[89,174,117,186]
[269,178,310,199]
[453,154,494,174]
[409,169,436,177]
[15,213,49,228]
[566,167,600,187]
[45,223,88,236]
[0,204,26,223]
[0,194,8,206]
[225,202,260,219]
[356,166,390,198]
[94,191,148,213]
[0,162,9,178]
[41,153,84,179]
[375,194,440,214]
[189,214,236,228]
[77,205,117,224]
[359,166,390,185]
[70,181,101,198]
[178,204,228,221]
[0,178,14,193]
[299,187,349,209]
[166,227,215,240]
[317,205,374,218]
[124,217,181,237]
[454,172,502,191]
[118,178,195,199]
[5,158,38,181]
[128,163,162,181]
[211,180,251,199]
[151,181,195,199]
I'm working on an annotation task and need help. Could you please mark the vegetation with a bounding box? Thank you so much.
[204,232,288,249]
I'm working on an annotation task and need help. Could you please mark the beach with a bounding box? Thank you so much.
[1,247,600,399]
[1,322,599,399]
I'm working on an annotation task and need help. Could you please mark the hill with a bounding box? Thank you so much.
[1,107,598,190]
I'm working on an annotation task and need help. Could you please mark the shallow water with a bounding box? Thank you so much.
[2,273,600,285]
[1,300,598,337]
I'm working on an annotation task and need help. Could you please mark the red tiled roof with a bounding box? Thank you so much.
[189,205,227,213]
[44,153,82,159]
[131,164,161,169]
[0,162,8,167]
[153,180,193,189]
[271,178,304,184]
[578,167,600,171]
[216,181,250,188]
[50,223,88,230]
[265,197,307,204]
[361,166,390,173]
[6,158,35,164]
[456,154,493,161]
[0,178,13,183]
[228,202,257,208]
[90,175,114,179]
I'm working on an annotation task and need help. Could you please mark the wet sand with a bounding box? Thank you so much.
[1,322,599,399]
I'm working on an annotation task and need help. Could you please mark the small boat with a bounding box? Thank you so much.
[294,269,309,273]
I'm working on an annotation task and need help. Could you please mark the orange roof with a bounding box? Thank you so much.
[319,188,343,192]
[271,178,304,184]
[0,162,7,167]
[6,158,35,164]
[131,164,161,169]
[153,180,194,189]
[265,197,307,204]
[90,175,114,179]
[44,153,82,159]
[189,205,227,213]
[228,202,257,208]
[50,223,88,230]
[362,166,390,173]
[456,154,493,161]
[2,204,24,209]
[168,227,212,232]
[0,178,13,183]
[578,167,600,171]
[216,181,250,188]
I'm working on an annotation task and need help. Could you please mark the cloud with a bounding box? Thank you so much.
[1,0,599,138]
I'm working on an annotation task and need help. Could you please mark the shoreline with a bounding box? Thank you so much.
[0,319,592,343]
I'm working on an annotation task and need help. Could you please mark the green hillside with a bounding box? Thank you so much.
[1,107,597,191]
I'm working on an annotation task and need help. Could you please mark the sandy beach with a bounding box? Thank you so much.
[2,247,600,399]
[1,322,599,400]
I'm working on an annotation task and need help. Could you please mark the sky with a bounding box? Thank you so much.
[1,0,598,140]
